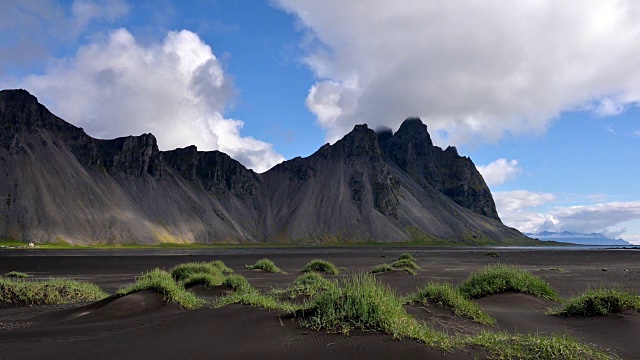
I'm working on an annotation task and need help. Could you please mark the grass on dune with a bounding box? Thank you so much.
[180,273,224,288]
[117,268,204,310]
[210,260,233,274]
[3,271,31,278]
[457,264,559,301]
[461,331,611,360]
[298,273,451,348]
[271,273,334,298]
[371,263,416,275]
[397,253,415,261]
[408,282,494,325]
[371,253,419,275]
[170,261,232,282]
[391,258,419,269]
[245,258,284,273]
[214,274,296,311]
[0,277,108,305]
[549,288,640,316]
[300,259,340,275]
[222,274,252,292]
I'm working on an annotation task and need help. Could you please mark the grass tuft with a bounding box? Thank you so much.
[181,273,224,288]
[245,258,284,273]
[391,258,419,270]
[298,273,450,348]
[3,271,31,278]
[371,263,416,275]
[214,274,296,311]
[371,253,419,275]
[457,264,559,301]
[117,268,204,310]
[461,331,611,360]
[222,274,252,292]
[549,288,640,316]
[0,277,107,305]
[300,259,340,275]
[408,282,494,325]
[210,260,233,274]
[271,273,334,298]
[397,253,415,261]
[170,261,228,282]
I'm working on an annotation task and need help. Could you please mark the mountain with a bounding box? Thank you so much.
[525,231,631,246]
[0,89,531,245]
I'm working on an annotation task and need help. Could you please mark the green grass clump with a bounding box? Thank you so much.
[461,331,611,360]
[210,260,233,274]
[0,277,108,305]
[457,264,559,301]
[117,268,204,310]
[371,263,394,273]
[180,273,224,288]
[549,288,640,316]
[409,282,494,325]
[272,273,334,298]
[245,258,284,273]
[371,253,419,275]
[397,253,415,261]
[214,274,296,311]
[222,274,252,292]
[300,259,340,275]
[170,261,227,282]
[299,273,450,348]
[391,258,419,269]
[371,263,416,276]
[3,271,31,278]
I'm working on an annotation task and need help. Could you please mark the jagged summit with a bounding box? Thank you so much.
[0,89,525,244]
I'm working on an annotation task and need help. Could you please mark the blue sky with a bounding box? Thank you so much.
[2,0,639,243]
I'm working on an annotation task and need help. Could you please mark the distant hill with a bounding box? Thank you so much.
[525,231,631,245]
[0,89,532,245]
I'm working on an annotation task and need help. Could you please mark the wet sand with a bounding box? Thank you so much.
[1,247,639,359]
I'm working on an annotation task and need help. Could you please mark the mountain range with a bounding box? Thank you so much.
[0,89,531,245]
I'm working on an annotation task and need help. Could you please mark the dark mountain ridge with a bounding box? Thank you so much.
[0,89,530,245]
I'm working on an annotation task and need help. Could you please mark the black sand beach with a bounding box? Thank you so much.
[1,247,639,359]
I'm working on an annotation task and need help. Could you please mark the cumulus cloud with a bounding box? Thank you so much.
[22,28,284,172]
[493,191,558,233]
[276,0,640,145]
[477,159,522,187]
[493,191,640,241]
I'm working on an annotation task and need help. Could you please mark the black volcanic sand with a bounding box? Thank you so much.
[1,247,639,359]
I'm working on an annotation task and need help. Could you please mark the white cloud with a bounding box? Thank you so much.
[477,159,522,186]
[493,190,558,233]
[23,28,284,172]
[494,191,640,242]
[276,0,640,145]
[546,201,640,234]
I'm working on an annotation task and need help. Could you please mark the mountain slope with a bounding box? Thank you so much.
[0,89,531,244]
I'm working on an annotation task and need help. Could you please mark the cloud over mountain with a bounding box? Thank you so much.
[477,159,522,187]
[22,28,284,172]
[277,0,640,145]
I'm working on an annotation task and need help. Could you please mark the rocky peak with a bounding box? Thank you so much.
[382,117,500,221]
[333,124,383,159]
[94,134,162,177]
[0,89,82,143]
[383,117,435,175]
[163,146,260,198]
